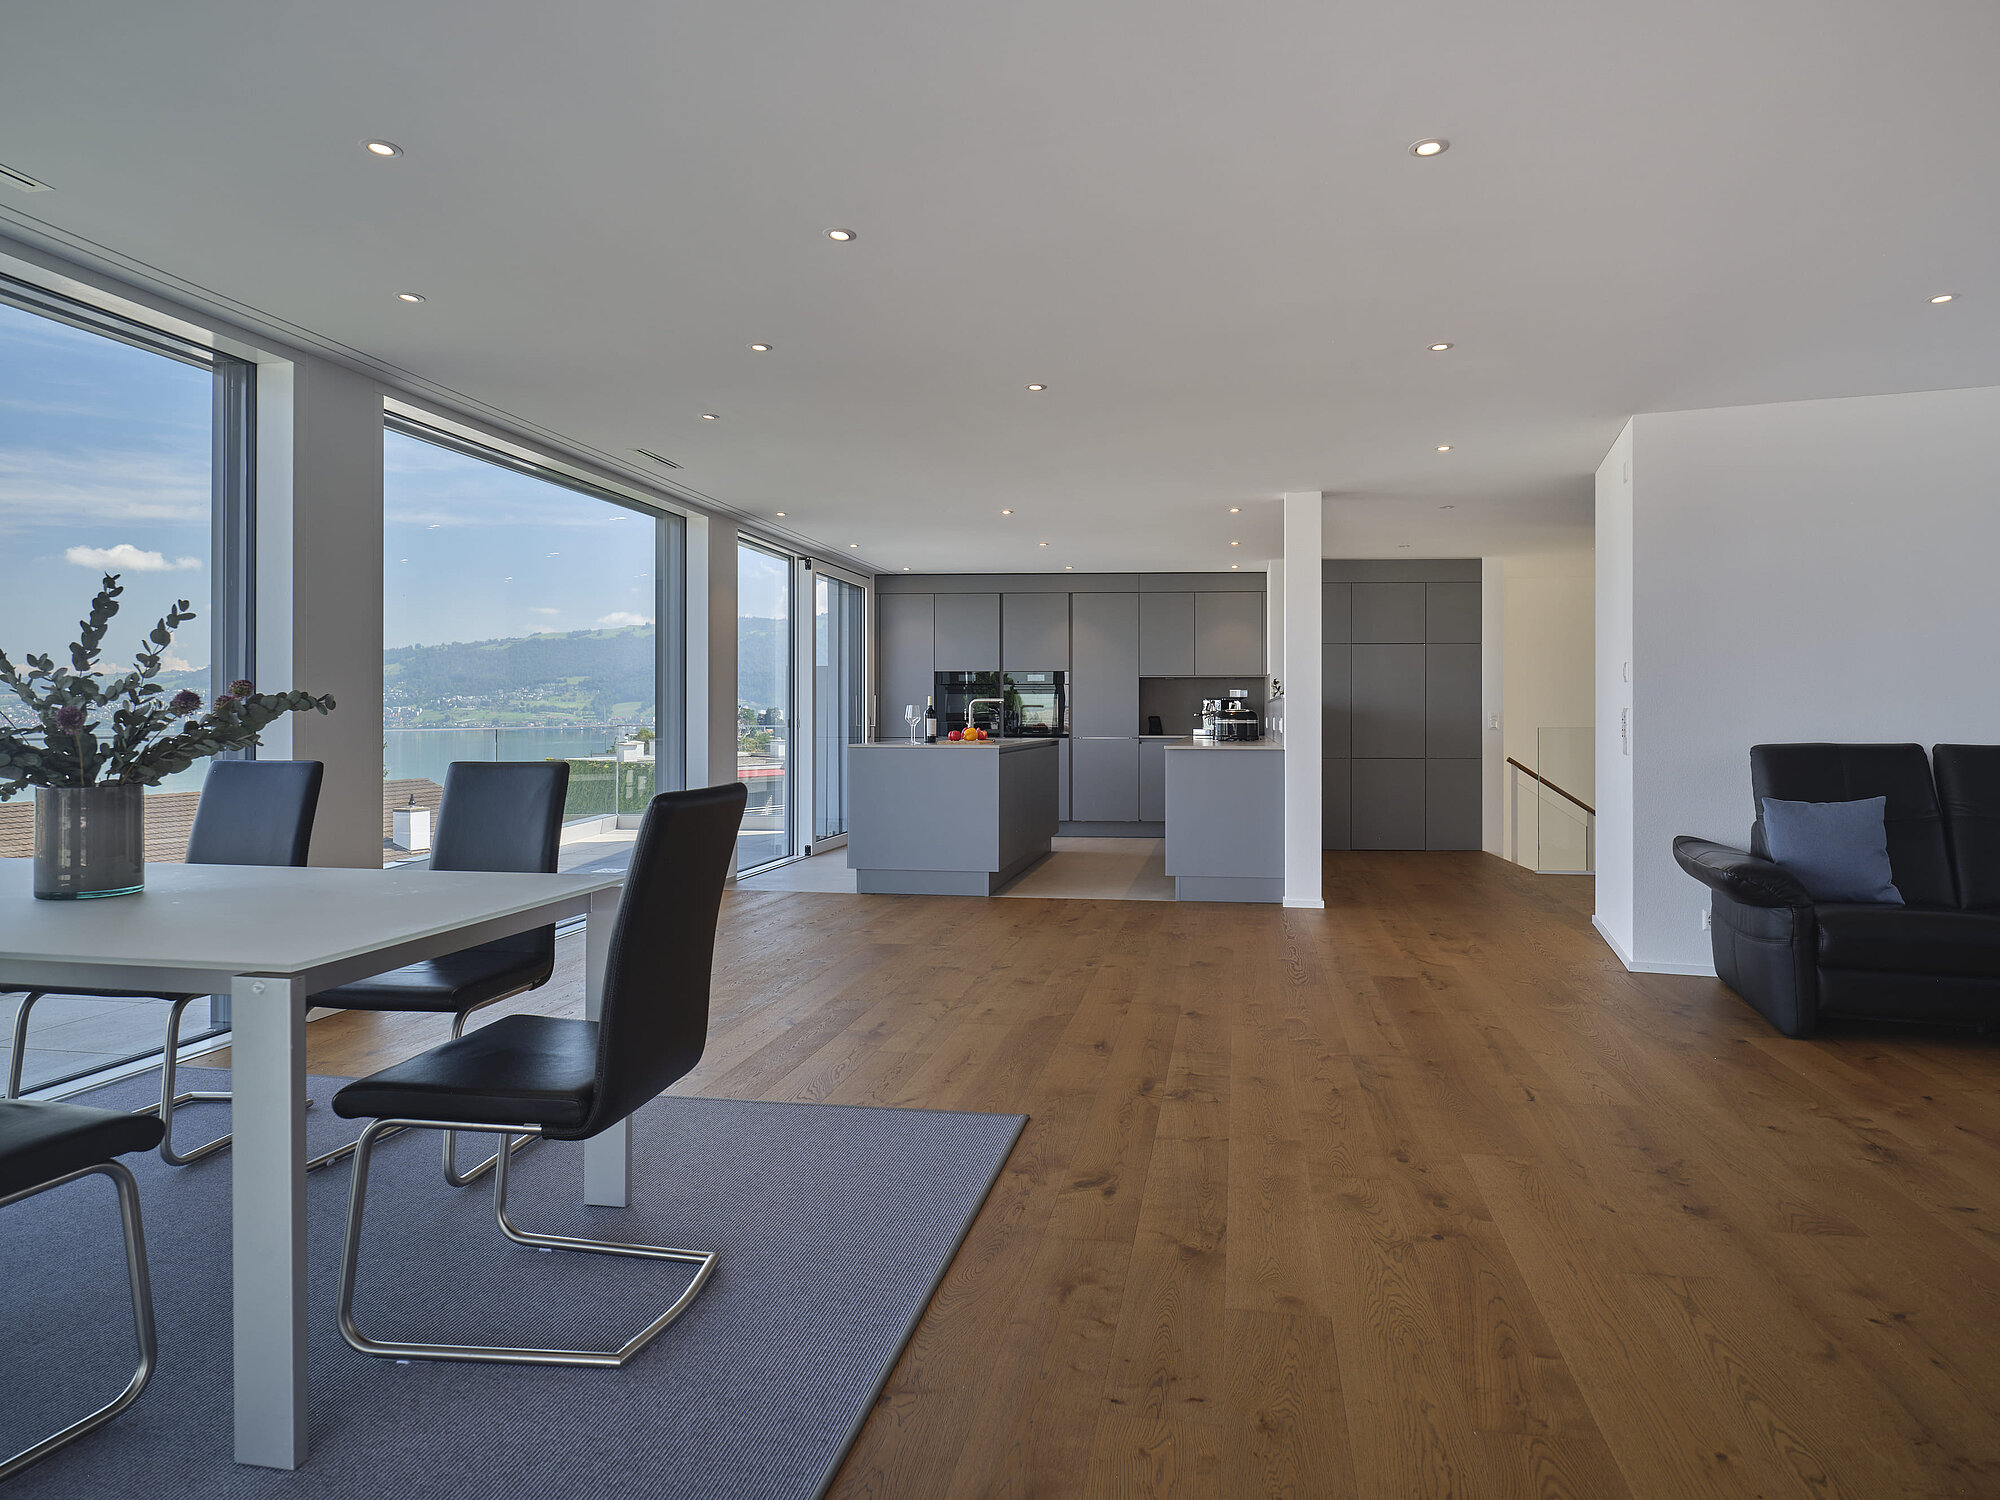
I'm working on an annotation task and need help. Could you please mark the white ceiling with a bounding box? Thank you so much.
[3,0,1996,573]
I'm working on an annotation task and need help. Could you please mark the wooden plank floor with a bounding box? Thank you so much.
[209,851,2000,1497]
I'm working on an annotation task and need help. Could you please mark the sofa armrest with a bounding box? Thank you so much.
[1672,836,1813,909]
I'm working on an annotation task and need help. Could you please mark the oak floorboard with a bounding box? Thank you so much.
[200,851,2000,1497]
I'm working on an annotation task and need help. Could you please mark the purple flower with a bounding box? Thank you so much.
[228,678,255,698]
[169,689,202,715]
[213,694,236,712]
[51,705,86,734]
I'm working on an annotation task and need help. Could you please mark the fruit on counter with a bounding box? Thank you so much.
[948,729,963,741]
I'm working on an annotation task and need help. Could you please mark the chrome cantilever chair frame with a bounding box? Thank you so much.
[8,991,307,1165]
[0,1159,159,1482]
[335,1117,716,1367]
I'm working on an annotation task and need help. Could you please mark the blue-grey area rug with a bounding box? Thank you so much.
[0,1069,1024,1498]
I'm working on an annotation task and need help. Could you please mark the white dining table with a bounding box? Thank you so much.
[0,856,629,1470]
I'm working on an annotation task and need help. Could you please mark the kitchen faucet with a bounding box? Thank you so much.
[967,698,1007,736]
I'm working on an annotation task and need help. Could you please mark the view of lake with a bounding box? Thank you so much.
[384,725,642,786]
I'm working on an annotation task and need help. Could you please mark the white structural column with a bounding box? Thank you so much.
[230,973,308,1468]
[254,355,386,869]
[1281,492,1323,908]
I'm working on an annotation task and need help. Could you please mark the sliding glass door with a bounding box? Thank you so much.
[812,572,866,845]
[736,540,793,871]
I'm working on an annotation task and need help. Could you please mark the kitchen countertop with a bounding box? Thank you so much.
[851,738,1058,754]
[1163,735,1285,751]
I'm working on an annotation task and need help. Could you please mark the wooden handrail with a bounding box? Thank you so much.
[1506,757,1594,816]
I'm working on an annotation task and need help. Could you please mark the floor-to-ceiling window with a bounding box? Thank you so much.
[0,275,253,1088]
[812,572,866,844]
[382,418,683,871]
[737,540,793,870]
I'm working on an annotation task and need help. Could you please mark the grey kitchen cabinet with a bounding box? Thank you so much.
[1139,738,1170,820]
[1194,591,1265,675]
[1351,643,1425,758]
[1058,737,1072,821]
[932,592,1000,670]
[1002,592,1070,670]
[1352,582,1426,644]
[1426,759,1482,849]
[1323,759,1351,849]
[1070,592,1140,737]
[1322,643,1352,757]
[878,592,934,735]
[1071,736,1140,822]
[1425,582,1482,644]
[1424,643,1481,759]
[1322,582,1352,644]
[1351,759,1426,849]
[1138,592,1196,676]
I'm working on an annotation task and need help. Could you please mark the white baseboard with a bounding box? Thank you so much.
[1590,916,1717,976]
[1283,898,1325,909]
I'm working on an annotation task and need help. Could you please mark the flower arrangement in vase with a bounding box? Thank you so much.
[0,573,335,898]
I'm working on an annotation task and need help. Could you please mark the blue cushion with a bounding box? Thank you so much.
[1761,796,1902,905]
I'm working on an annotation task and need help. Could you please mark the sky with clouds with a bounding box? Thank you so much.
[1,297,787,711]
[0,299,212,679]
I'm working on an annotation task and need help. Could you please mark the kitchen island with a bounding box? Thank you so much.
[847,738,1060,895]
[1163,735,1285,902]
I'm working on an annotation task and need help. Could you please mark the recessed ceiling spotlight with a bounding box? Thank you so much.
[826,228,856,241]
[1038,540,1049,547]
[849,542,859,548]
[1398,543,1413,549]
[1440,504,1456,510]
[396,292,425,302]
[902,566,910,571]
[775,511,787,517]
[1064,564,1073,570]
[1025,383,1046,391]
[1001,508,1013,515]
[1230,540,1240,547]
[749,342,772,351]
[1410,138,1449,157]
[1228,506,1241,513]
[1929,293,1956,304]
[1430,342,1453,351]
[1436,443,1452,452]
[363,140,402,157]
[701,413,719,421]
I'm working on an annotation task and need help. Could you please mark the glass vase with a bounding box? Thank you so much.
[33,783,145,899]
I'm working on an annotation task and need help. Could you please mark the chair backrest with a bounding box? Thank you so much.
[1932,745,2000,910]
[576,782,747,1139]
[186,760,324,867]
[1749,743,1955,907]
[429,762,572,963]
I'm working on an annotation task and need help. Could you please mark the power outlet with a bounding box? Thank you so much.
[1701,910,1712,931]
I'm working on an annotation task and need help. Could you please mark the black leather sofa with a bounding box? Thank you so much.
[1673,743,2000,1037]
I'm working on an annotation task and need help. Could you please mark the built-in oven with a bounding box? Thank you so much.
[933,671,1067,738]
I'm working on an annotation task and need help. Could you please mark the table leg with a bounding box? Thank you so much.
[230,974,307,1468]
[581,885,629,1207]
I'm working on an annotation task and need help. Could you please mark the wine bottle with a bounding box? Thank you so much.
[924,696,938,742]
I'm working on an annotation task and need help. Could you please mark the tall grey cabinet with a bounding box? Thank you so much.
[1323,559,1481,851]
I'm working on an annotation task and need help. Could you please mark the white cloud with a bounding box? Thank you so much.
[596,611,653,629]
[528,606,560,617]
[65,543,202,572]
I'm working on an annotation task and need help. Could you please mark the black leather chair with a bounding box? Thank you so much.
[0,1099,164,1480]
[4,759,323,1164]
[307,760,571,1184]
[331,781,746,1368]
[1674,742,2000,1037]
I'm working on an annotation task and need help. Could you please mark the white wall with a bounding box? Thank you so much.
[1593,422,1636,962]
[1606,386,2000,971]
[1501,551,1594,866]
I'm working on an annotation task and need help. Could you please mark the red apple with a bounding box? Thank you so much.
[948,729,963,741]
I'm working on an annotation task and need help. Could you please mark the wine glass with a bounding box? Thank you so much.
[903,704,920,743]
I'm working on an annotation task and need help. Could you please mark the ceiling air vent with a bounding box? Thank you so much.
[633,447,682,469]
[0,162,54,193]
